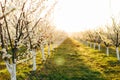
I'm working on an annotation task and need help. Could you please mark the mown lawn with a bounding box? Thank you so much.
[27,38,120,80]
[0,47,49,80]
[1,38,120,80]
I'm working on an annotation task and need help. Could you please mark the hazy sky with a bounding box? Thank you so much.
[53,0,120,32]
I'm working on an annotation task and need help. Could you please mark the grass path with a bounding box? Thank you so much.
[1,38,119,80]
[28,38,120,80]
[39,38,105,80]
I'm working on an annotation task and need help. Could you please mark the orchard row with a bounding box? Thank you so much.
[0,0,67,80]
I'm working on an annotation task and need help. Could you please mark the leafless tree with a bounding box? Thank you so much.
[108,18,120,60]
[0,0,57,79]
[97,26,112,56]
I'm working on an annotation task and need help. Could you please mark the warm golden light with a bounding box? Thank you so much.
[53,0,120,32]
[54,57,65,66]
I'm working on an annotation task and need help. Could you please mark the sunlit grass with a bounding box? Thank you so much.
[81,42,120,80]
[1,38,120,80]
[0,46,50,80]
[54,57,65,66]
[35,38,105,80]
[36,38,120,80]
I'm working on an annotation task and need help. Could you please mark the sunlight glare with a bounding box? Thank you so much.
[54,57,65,66]
[53,0,120,32]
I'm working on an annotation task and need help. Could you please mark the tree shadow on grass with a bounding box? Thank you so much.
[27,38,106,80]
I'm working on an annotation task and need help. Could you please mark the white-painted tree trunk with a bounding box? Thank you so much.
[94,43,96,49]
[90,43,92,48]
[87,42,89,47]
[31,50,36,71]
[51,44,53,50]
[26,54,29,64]
[116,47,120,61]
[106,47,109,56]
[12,63,16,80]
[5,60,16,80]
[48,44,50,56]
[41,44,46,60]
[98,44,101,51]
[85,42,87,46]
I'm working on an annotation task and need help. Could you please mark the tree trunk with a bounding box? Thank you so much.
[30,50,36,71]
[116,47,120,61]
[41,44,46,60]
[48,44,50,56]
[12,63,16,80]
[90,43,92,48]
[5,61,16,80]
[51,44,54,50]
[106,47,109,56]
[94,43,96,49]
[87,42,88,47]
[98,44,100,51]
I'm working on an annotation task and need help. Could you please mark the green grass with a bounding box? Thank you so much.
[32,38,120,80]
[0,49,48,80]
[1,38,120,80]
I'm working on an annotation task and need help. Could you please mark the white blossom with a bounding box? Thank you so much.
[6,54,12,59]
[0,42,2,46]
[1,48,12,59]
[1,48,7,54]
